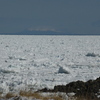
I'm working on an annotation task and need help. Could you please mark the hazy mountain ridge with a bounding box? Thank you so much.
[0,30,100,35]
[0,30,64,35]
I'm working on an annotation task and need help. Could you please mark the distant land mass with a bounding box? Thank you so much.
[0,30,100,35]
[0,30,68,35]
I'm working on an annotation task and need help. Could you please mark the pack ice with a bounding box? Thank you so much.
[0,35,100,94]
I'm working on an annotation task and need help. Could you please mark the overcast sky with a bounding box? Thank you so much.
[0,0,100,34]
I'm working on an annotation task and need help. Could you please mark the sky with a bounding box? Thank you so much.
[0,0,100,34]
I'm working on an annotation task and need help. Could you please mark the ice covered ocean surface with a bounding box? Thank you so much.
[0,35,100,93]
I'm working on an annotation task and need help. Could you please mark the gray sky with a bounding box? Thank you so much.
[0,0,100,34]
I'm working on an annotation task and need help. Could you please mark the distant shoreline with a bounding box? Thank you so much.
[0,30,100,35]
[0,34,100,35]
